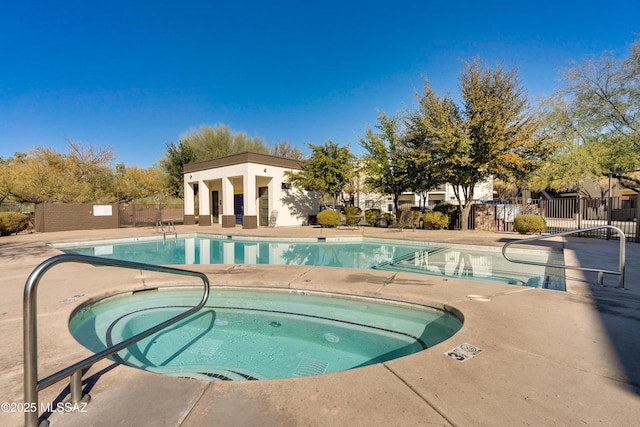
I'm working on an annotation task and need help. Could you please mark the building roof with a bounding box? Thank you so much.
[183,151,304,174]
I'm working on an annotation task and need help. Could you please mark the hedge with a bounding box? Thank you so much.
[422,211,449,229]
[411,210,422,228]
[365,208,381,227]
[514,214,546,234]
[316,209,342,228]
[345,206,362,226]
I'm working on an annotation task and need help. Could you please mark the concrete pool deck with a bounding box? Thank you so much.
[1,225,638,426]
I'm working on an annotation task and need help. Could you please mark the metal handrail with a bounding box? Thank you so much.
[502,225,626,288]
[168,219,177,239]
[154,219,165,234]
[155,219,177,239]
[24,254,210,427]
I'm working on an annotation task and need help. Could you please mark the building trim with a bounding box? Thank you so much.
[184,151,303,174]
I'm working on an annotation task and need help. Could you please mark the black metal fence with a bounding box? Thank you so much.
[453,196,639,242]
[538,196,638,242]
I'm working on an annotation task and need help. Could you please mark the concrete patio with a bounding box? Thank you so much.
[1,225,638,426]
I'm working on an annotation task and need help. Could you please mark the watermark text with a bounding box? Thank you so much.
[1,401,88,413]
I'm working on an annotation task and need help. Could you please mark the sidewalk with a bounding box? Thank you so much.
[1,225,638,426]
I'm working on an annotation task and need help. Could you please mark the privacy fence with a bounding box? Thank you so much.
[5,203,184,233]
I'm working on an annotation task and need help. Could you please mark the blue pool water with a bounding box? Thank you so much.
[54,235,565,289]
[69,288,462,380]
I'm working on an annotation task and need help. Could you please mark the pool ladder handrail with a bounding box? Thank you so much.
[155,219,177,239]
[23,254,210,427]
[168,219,177,239]
[502,225,626,288]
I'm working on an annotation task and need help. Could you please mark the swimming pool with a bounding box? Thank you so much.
[69,288,462,380]
[54,235,565,290]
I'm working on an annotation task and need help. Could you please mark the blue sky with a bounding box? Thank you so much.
[1,0,638,167]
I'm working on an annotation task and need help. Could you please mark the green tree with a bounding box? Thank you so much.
[113,164,167,202]
[0,154,19,202]
[360,112,412,217]
[162,123,297,199]
[0,151,65,203]
[405,59,540,230]
[401,111,443,209]
[1,142,115,204]
[180,124,269,161]
[534,40,640,194]
[285,140,356,207]
[160,140,197,199]
[530,128,611,197]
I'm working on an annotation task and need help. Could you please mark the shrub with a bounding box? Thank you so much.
[411,210,422,228]
[345,206,362,226]
[365,208,381,227]
[422,211,449,230]
[316,209,342,228]
[433,202,459,215]
[0,212,29,236]
[381,212,395,227]
[514,214,546,234]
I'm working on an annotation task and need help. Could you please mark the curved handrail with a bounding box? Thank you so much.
[24,254,210,427]
[502,225,626,288]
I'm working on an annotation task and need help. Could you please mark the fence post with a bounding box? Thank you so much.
[132,202,137,227]
[577,195,582,229]
[636,195,640,243]
[573,194,582,229]
[606,196,612,240]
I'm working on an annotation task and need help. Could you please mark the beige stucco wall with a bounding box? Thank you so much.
[183,153,318,227]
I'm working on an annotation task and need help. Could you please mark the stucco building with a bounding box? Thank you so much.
[183,152,318,228]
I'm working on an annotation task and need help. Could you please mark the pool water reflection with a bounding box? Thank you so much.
[55,236,565,289]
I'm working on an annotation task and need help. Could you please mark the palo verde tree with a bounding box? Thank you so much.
[532,40,640,195]
[360,112,412,217]
[285,140,356,207]
[113,163,167,203]
[161,124,306,199]
[1,141,115,204]
[180,124,270,161]
[405,59,540,230]
[270,140,306,160]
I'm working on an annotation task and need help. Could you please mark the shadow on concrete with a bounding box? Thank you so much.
[39,363,120,425]
[0,241,55,263]
[499,234,640,395]
[570,236,640,396]
[586,285,640,394]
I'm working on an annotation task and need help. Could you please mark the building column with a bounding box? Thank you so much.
[221,177,236,228]
[242,172,258,229]
[184,181,196,225]
[198,180,211,226]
